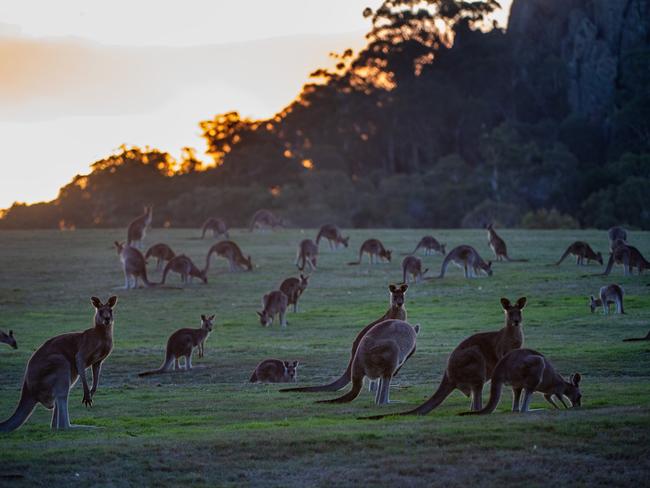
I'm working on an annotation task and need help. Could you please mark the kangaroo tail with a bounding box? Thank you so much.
[249,370,258,382]
[623,330,650,342]
[505,256,529,262]
[347,249,363,266]
[279,372,350,393]
[459,380,503,416]
[0,383,38,432]
[316,370,363,404]
[138,354,174,377]
[141,266,157,287]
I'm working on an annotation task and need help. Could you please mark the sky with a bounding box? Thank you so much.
[0,0,512,209]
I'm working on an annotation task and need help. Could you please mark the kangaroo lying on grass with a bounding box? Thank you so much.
[115,241,156,289]
[608,226,627,251]
[459,349,582,415]
[0,296,117,432]
[601,242,650,276]
[348,239,392,265]
[590,284,624,314]
[249,209,284,231]
[258,290,288,327]
[139,315,215,376]
[317,320,419,405]
[438,245,492,278]
[0,330,17,349]
[363,297,526,419]
[250,359,299,383]
[162,255,207,284]
[296,239,318,272]
[127,205,153,248]
[316,224,349,250]
[280,274,309,312]
[201,217,229,239]
[206,240,253,272]
[280,283,408,393]
[145,243,175,271]
[406,236,446,256]
[555,241,603,266]
[401,255,429,284]
[486,224,527,262]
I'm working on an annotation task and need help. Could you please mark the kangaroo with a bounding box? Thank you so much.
[201,217,229,240]
[623,331,650,342]
[316,224,350,250]
[363,297,526,419]
[459,349,582,415]
[281,284,408,393]
[205,240,253,272]
[138,315,215,376]
[589,284,624,314]
[601,242,650,276]
[258,290,288,327]
[317,320,419,405]
[161,255,207,284]
[555,241,602,266]
[114,241,156,289]
[280,274,309,312]
[145,243,176,271]
[296,239,318,272]
[401,255,429,284]
[608,226,627,251]
[250,359,299,383]
[348,239,392,265]
[249,209,284,231]
[486,224,527,262]
[0,330,17,349]
[406,236,446,256]
[0,296,117,432]
[127,205,153,248]
[438,245,493,278]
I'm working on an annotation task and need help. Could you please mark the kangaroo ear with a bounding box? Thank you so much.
[414,323,420,334]
[283,361,290,368]
[9,330,13,337]
[500,298,511,310]
[256,311,263,317]
[389,284,396,293]
[91,297,103,308]
[201,314,206,321]
[487,261,492,267]
[400,284,408,292]
[515,297,527,310]
[572,373,581,386]
[209,314,215,320]
[292,360,298,367]
[106,296,118,308]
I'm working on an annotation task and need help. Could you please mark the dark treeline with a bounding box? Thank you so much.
[2,0,649,230]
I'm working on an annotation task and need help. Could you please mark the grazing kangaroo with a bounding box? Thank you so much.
[602,242,650,276]
[280,274,309,312]
[401,255,429,284]
[608,226,627,251]
[115,241,156,289]
[590,284,624,314]
[348,239,392,265]
[250,359,299,383]
[406,236,446,256]
[127,205,153,248]
[0,296,117,432]
[258,290,288,327]
[205,241,253,272]
[249,209,283,231]
[438,245,492,278]
[162,255,207,284]
[296,239,318,272]
[0,330,17,349]
[201,217,229,240]
[363,297,526,419]
[316,224,349,250]
[317,320,419,405]
[555,241,603,266]
[138,315,215,376]
[486,224,527,262]
[459,349,582,415]
[145,243,176,270]
[623,331,650,342]
[281,284,408,393]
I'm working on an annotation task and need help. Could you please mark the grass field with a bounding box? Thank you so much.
[0,228,649,487]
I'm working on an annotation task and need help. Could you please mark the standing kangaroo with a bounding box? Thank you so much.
[608,226,627,251]
[258,290,289,327]
[406,236,446,256]
[601,242,650,276]
[486,224,527,262]
[348,239,392,265]
[459,349,582,415]
[280,284,408,393]
[205,241,253,272]
[590,284,624,314]
[0,296,117,432]
[138,315,215,376]
[363,297,526,419]
[249,209,284,231]
[115,241,156,289]
[316,224,349,250]
[145,243,176,271]
[438,245,493,278]
[161,255,207,284]
[296,239,318,272]
[280,274,309,312]
[250,359,299,383]
[0,330,17,349]
[317,320,419,405]
[555,241,603,266]
[401,256,429,284]
[127,205,153,248]
[201,218,229,240]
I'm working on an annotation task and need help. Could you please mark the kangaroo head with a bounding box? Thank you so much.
[596,252,603,265]
[500,297,526,327]
[91,296,117,328]
[257,310,271,327]
[283,360,299,381]
[486,223,493,231]
[200,314,215,331]
[299,274,310,288]
[589,295,599,313]
[388,283,408,308]
[114,241,125,254]
[440,244,446,255]
[0,330,17,349]
[244,255,253,271]
[198,269,208,284]
[483,260,493,276]
[342,236,350,248]
[383,249,392,262]
[565,373,582,407]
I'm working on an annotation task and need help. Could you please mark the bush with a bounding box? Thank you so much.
[521,208,579,229]
[461,200,524,228]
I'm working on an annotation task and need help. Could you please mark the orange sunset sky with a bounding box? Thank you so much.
[0,0,512,210]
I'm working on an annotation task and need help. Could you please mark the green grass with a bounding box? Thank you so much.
[0,228,649,487]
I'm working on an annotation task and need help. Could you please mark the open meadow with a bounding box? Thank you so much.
[0,228,649,487]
